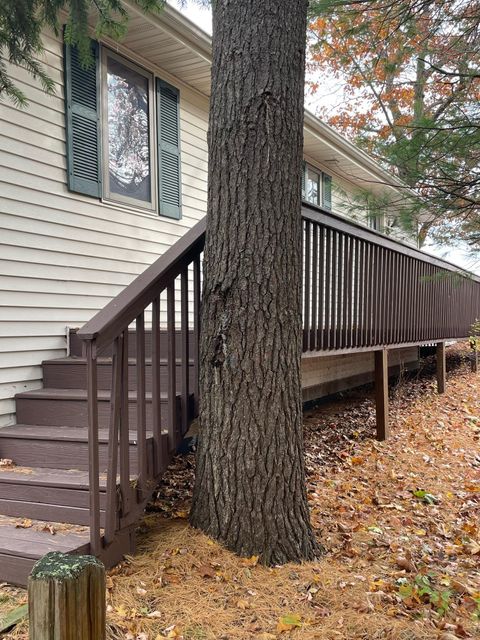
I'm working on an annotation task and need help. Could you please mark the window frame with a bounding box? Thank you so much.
[302,162,333,211]
[100,47,157,213]
[305,165,322,207]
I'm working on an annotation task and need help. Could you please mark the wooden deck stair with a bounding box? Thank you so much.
[0,329,191,586]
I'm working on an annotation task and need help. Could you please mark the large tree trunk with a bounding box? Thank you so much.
[190,0,318,565]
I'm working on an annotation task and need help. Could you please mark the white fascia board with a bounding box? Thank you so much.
[304,111,411,196]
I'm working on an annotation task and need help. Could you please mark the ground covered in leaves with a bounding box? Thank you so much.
[3,345,480,639]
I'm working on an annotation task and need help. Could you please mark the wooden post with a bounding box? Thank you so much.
[374,349,389,441]
[471,350,478,373]
[436,341,446,394]
[28,552,105,640]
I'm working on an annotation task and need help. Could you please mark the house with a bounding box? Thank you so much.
[0,3,478,586]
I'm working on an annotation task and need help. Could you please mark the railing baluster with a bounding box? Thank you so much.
[180,267,190,436]
[415,259,421,343]
[325,228,332,350]
[342,235,350,349]
[119,330,130,517]
[336,233,344,349]
[373,245,381,345]
[136,313,147,490]
[386,251,394,343]
[86,339,101,555]
[352,237,358,348]
[348,236,355,348]
[193,255,201,417]
[363,242,371,346]
[167,282,177,449]
[381,247,387,344]
[310,224,318,351]
[151,297,162,475]
[318,226,325,350]
[105,335,123,544]
[303,220,311,351]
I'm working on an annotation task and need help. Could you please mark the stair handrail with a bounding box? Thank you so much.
[78,217,205,557]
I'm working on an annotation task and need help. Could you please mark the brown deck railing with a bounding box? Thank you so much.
[77,218,205,555]
[78,205,480,555]
[302,204,480,354]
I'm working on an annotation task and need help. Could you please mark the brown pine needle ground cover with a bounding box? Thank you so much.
[3,344,480,640]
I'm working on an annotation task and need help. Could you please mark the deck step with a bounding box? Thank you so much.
[0,515,90,586]
[0,467,107,526]
[15,388,183,429]
[42,356,195,391]
[0,425,154,472]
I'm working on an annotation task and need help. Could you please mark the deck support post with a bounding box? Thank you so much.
[28,552,106,640]
[436,341,446,394]
[374,349,389,441]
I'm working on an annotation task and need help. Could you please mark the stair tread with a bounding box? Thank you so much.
[0,466,107,489]
[15,388,182,401]
[0,515,90,558]
[0,425,154,442]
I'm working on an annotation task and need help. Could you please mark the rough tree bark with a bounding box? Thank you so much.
[190,0,319,564]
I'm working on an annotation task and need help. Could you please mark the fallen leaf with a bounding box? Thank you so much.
[173,510,189,519]
[277,614,302,633]
[240,555,259,567]
[395,556,415,572]
[197,564,216,578]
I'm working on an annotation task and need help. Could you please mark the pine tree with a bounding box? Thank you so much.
[190,0,320,564]
[0,0,164,106]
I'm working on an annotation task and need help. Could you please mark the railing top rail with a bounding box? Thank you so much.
[78,218,206,351]
[302,203,480,283]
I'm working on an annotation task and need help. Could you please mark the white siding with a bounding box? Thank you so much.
[0,28,209,425]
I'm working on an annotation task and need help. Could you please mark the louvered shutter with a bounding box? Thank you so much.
[301,161,306,200]
[157,79,182,219]
[322,173,332,211]
[64,40,102,197]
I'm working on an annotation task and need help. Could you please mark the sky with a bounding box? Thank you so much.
[170,1,479,275]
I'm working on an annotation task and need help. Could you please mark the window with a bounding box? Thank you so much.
[302,163,332,211]
[306,167,321,205]
[103,52,155,210]
[64,39,182,219]
[368,210,384,231]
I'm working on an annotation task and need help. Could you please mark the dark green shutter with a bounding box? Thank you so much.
[301,161,306,200]
[64,40,102,198]
[322,173,332,211]
[157,79,181,219]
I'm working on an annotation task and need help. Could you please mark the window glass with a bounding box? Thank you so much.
[106,56,152,205]
[306,168,320,205]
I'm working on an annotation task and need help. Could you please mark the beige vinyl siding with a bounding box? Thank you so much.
[0,28,209,426]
